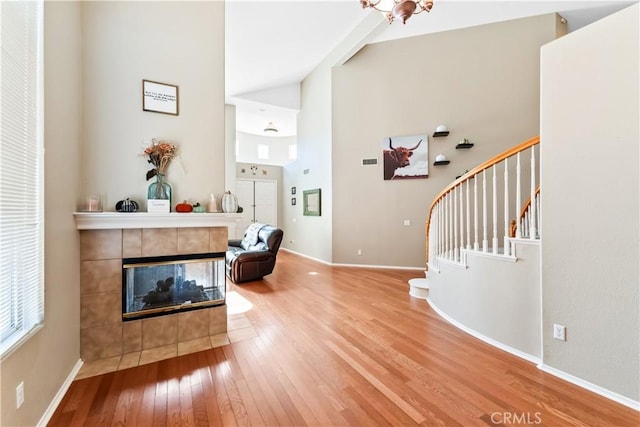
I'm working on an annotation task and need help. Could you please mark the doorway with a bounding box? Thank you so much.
[236,179,278,234]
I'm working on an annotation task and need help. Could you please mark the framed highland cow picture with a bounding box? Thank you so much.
[382,134,428,180]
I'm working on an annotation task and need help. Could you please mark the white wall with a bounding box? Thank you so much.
[236,131,296,166]
[540,3,639,402]
[428,242,541,359]
[280,11,389,262]
[331,14,563,268]
[0,3,83,426]
[81,1,226,210]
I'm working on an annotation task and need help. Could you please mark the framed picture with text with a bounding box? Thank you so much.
[142,79,179,115]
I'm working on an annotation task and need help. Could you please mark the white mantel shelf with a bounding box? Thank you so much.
[74,212,243,230]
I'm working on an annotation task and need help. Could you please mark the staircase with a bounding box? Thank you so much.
[410,136,542,360]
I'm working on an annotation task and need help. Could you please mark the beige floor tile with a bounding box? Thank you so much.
[118,352,141,370]
[177,336,212,356]
[139,344,177,366]
[76,356,121,380]
[210,333,231,348]
[228,326,257,343]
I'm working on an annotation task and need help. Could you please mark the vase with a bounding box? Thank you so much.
[147,173,172,203]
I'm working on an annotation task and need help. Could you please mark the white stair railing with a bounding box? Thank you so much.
[426,136,540,271]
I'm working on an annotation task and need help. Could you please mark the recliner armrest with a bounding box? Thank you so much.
[228,250,274,263]
[228,239,243,248]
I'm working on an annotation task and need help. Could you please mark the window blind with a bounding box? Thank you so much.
[0,0,45,356]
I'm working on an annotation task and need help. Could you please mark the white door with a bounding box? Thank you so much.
[235,179,254,237]
[235,179,278,237]
[254,180,277,226]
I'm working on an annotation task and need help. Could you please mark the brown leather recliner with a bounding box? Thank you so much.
[225,224,283,284]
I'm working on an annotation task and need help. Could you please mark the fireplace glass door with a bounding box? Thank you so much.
[122,253,225,320]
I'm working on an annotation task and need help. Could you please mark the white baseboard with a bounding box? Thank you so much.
[280,247,332,265]
[37,358,83,426]
[537,363,640,412]
[427,296,640,411]
[280,247,425,270]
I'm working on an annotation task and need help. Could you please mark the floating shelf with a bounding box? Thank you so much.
[456,143,474,149]
[433,131,450,138]
[433,160,450,166]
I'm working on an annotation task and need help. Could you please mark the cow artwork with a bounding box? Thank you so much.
[382,135,429,180]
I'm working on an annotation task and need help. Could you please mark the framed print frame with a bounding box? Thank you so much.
[382,134,428,180]
[142,79,179,115]
[303,188,321,216]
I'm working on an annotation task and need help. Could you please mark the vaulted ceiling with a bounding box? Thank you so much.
[226,1,635,137]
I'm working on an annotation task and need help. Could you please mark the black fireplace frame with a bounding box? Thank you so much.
[121,252,226,321]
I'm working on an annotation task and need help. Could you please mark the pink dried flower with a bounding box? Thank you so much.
[144,138,178,180]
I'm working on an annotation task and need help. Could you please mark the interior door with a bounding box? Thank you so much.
[254,180,277,226]
[235,179,278,237]
[235,179,254,237]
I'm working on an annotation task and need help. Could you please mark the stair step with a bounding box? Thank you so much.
[408,278,429,300]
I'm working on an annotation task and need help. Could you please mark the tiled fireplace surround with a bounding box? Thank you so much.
[79,224,229,367]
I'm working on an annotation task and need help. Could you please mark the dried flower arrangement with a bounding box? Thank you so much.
[144,138,178,180]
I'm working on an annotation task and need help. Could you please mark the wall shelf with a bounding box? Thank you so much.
[433,131,450,137]
[456,143,474,149]
[433,160,450,166]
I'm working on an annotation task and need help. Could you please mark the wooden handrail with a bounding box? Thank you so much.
[519,185,541,220]
[425,135,540,268]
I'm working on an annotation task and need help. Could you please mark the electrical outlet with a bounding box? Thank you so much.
[403,219,411,226]
[16,382,24,409]
[553,324,566,341]
[357,249,362,255]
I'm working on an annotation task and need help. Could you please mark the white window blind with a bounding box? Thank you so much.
[0,0,45,356]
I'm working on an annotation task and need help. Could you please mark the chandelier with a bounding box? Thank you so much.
[263,122,278,133]
[360,0,433,24]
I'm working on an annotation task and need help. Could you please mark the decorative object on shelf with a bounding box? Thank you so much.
[303,188,321,216]
[115,198,139,213]
[455,170,469,179]
[360,0,434,24]
[456,138,474,149]
[433,153,450,166]
[383,134,429,180]
[144,138,178,212]
[192,203,206,213]
[82,194,103,212]
[147,173,172,207]
[207,193,218,212]
[221,191,239,213]
[142,79,179,115]
[433,124,449,137]
[176,201,193,213]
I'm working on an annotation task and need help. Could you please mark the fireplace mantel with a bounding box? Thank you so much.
[74,212,242,230]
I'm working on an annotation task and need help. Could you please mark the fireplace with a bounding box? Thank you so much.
[122,252,225,320]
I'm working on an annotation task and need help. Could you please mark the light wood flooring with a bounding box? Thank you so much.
[49,250,639,426]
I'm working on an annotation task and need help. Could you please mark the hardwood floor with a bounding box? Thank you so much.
[49,250,639,426]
